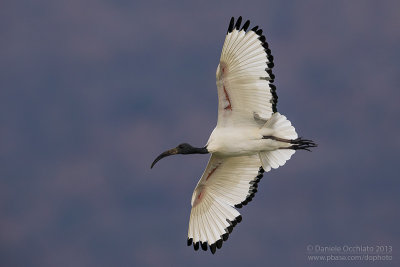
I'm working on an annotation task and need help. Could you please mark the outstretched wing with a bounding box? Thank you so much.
[187,154,265,254]
[216,16,277,127]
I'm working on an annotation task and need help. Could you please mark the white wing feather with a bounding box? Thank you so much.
[187,154,265,253]
[215,18,277,127]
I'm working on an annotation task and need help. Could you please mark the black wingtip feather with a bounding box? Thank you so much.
[228,17,235,33]
[210,243,217,254]
[201,241,208,251]
[216,239,223,249]
[251,25,259,31]
[222,233,229,241]
[234,16,242,30]
[267,70,275,80]
[194,242,199,251]
[187,238,193,246]
[241,20,250,31]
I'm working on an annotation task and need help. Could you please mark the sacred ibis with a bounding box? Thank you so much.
[151,17,317,254]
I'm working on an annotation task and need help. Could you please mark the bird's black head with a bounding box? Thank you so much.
[176,143,194,154]
[151,143,208,169]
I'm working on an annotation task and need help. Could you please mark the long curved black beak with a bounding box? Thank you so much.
[151,148,179,169]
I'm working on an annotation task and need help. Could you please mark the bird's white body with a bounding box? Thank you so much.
[206,124,288,157]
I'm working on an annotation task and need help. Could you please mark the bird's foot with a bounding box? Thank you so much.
[288,137,317,151]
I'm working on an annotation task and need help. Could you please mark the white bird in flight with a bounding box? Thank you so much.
[151,16,316,254]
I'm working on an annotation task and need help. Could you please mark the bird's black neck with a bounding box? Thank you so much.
[188,146,209,154]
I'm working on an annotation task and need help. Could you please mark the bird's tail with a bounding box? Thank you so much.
[258,112,298,172]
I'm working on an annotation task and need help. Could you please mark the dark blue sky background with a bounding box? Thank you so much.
[1,0,399,266]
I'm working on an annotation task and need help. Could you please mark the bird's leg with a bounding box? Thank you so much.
[263,136,317,151]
